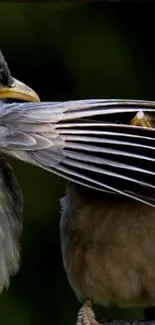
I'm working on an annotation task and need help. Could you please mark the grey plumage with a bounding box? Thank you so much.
[1,100,155,206]
[0,158,22,291]
[0,49,39,293]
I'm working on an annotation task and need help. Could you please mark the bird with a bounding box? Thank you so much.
[0,50,39,292]
[1,50,155,324]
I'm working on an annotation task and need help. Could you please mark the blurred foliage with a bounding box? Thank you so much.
[0,2,155,324]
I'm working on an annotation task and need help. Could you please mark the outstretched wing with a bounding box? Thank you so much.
[1,99,155,206]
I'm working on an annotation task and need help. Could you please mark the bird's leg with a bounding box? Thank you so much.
[76,300,101,325]
[130,111,152,127]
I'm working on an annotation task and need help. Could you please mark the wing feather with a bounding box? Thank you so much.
[1,99,155,206]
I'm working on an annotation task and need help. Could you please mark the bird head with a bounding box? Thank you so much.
[0,50,40,102]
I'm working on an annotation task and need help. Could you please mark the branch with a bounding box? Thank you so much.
[75,302,155,324]
[103,321,155,325]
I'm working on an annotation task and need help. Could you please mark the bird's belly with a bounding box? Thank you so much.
[68,243,155,308]
[60,186,155,308]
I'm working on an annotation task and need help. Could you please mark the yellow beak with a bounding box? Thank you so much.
[0,77,40,102]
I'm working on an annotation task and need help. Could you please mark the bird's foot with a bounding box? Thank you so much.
[130,111,151,127]
[76,300,101,325]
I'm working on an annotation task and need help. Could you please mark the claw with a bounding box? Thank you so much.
[76,301,101,325]
[130,111,152,128]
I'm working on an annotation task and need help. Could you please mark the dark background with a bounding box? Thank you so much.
[0,2,155,324]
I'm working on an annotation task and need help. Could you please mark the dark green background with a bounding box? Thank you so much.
[0,2,155,324]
